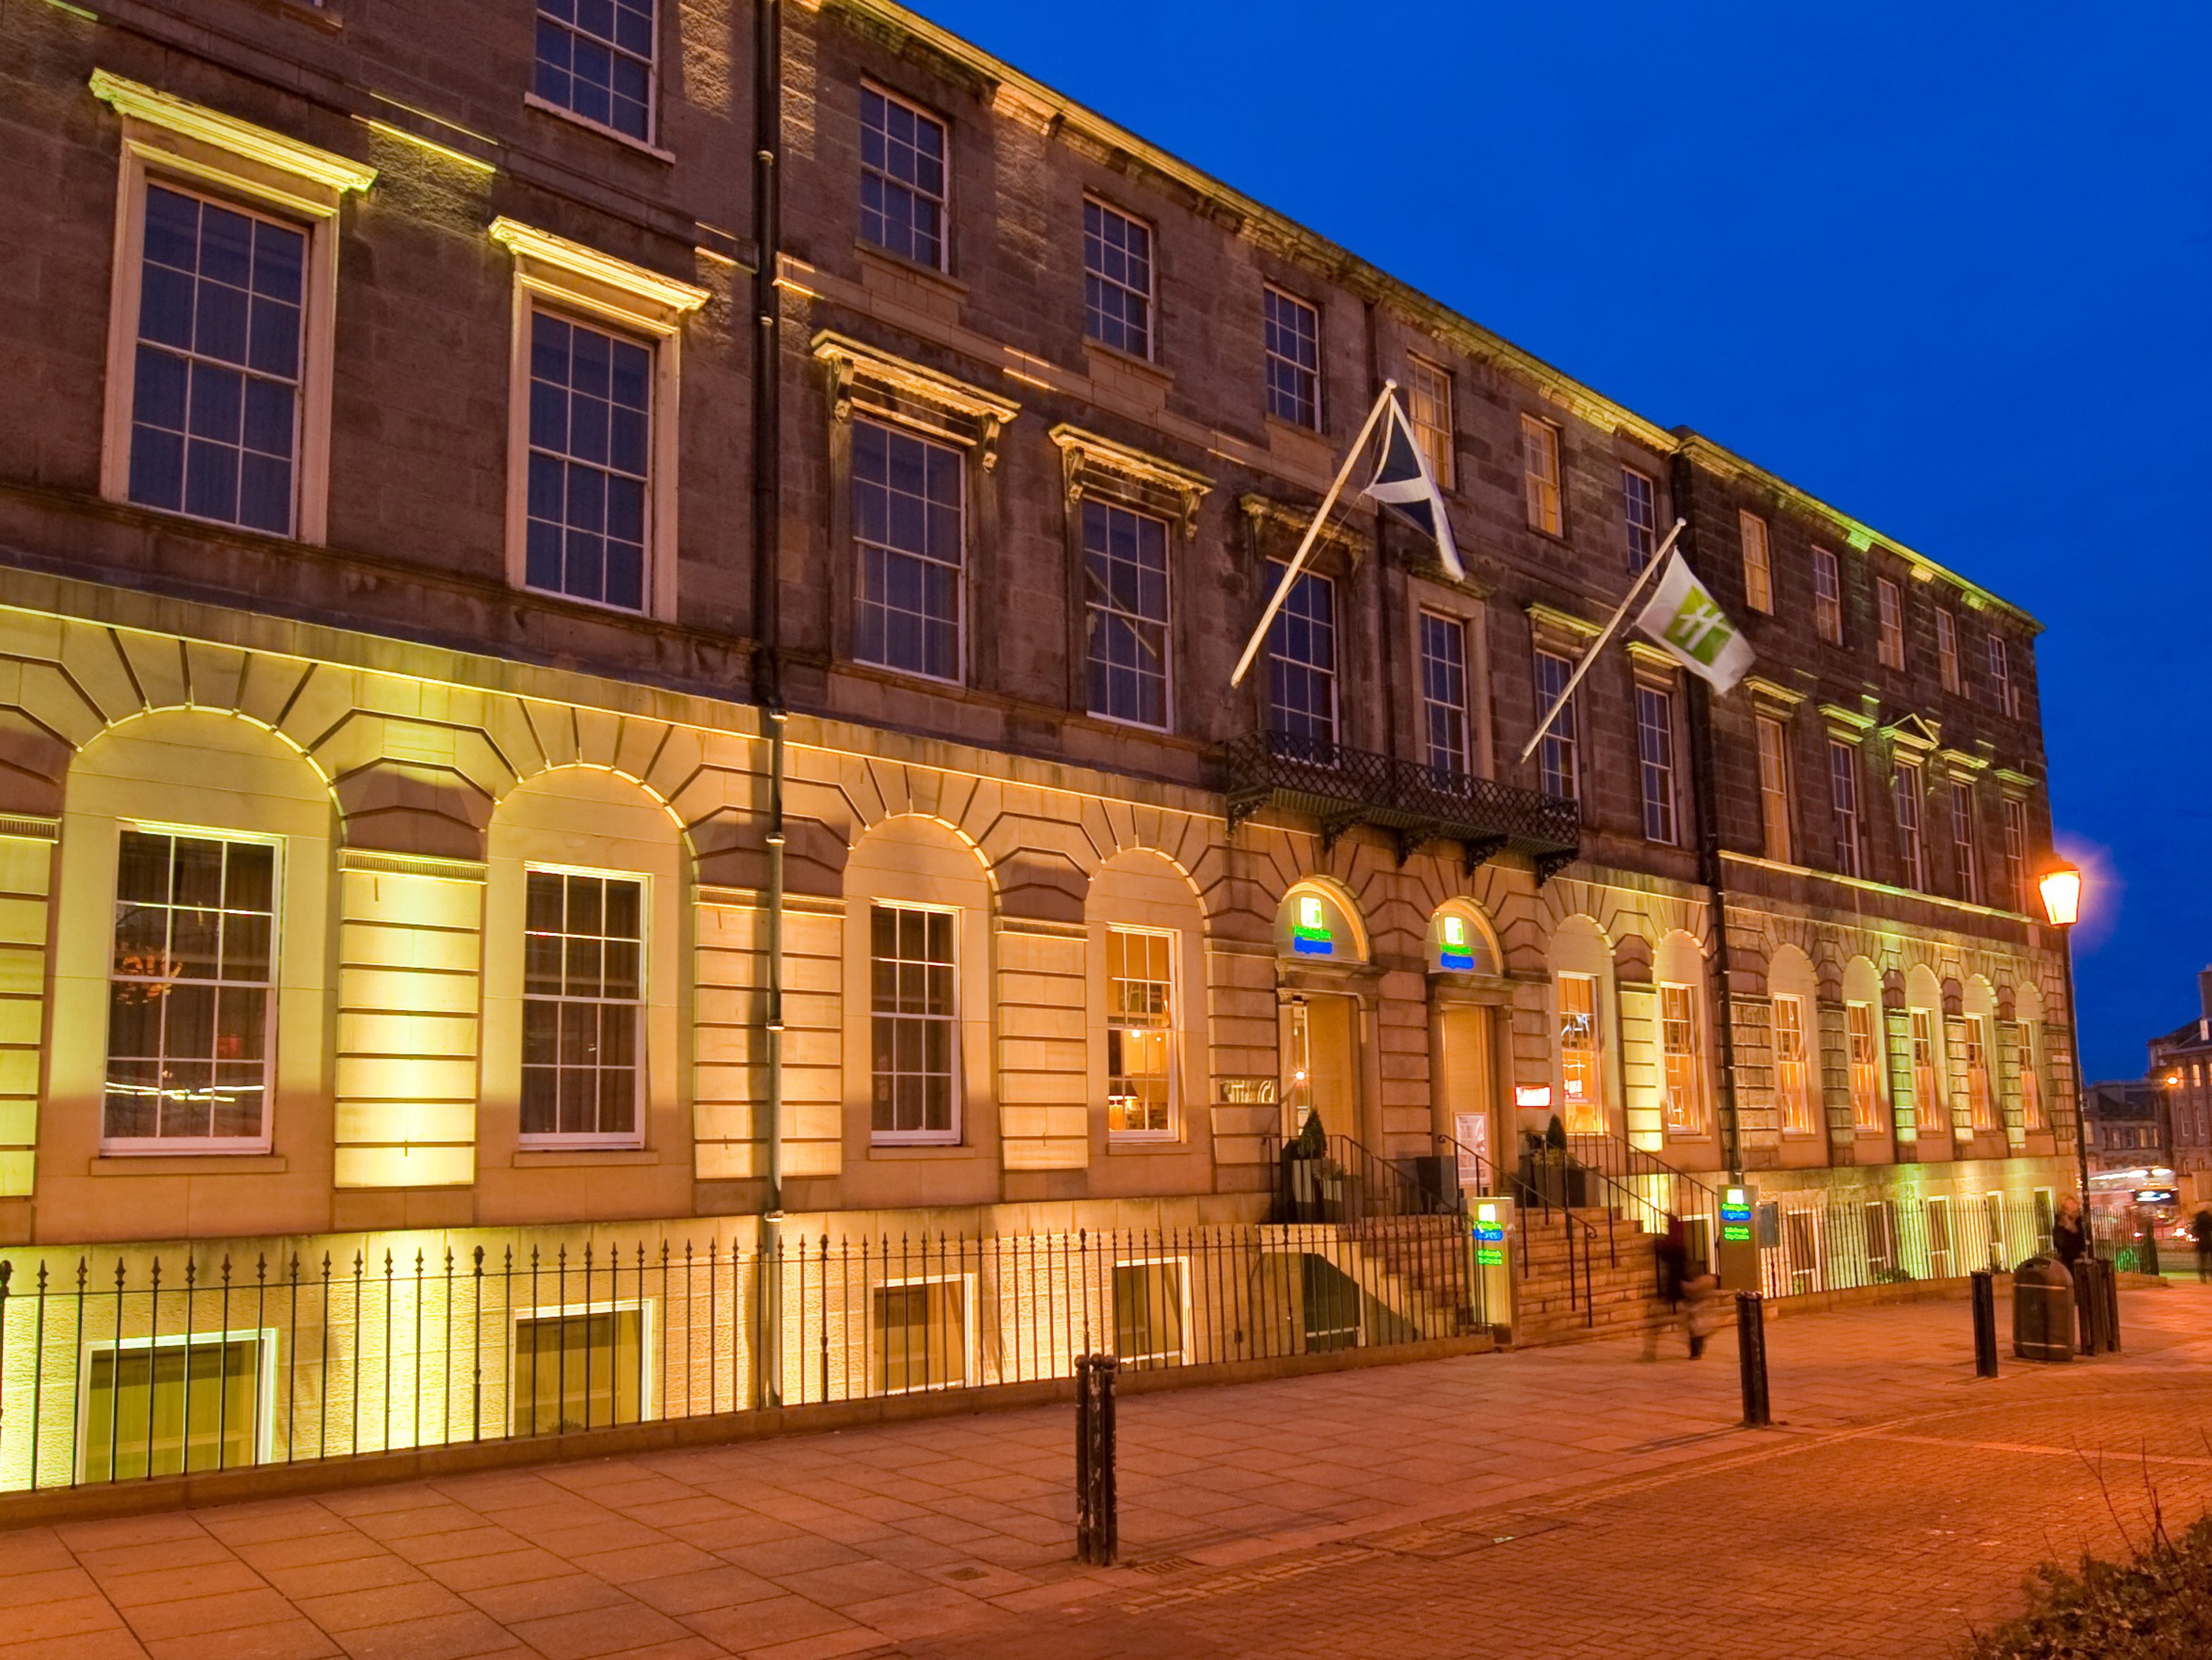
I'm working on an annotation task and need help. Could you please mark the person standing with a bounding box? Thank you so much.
[2053,1192,2088,1271]
[2190,1207,2212,1283]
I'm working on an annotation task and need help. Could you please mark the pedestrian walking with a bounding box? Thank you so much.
[2053,1192,2089,1272]
[1642,1215,1689,1360]
[1682,1268,1722,1359]
[2190,1207,2212,1282]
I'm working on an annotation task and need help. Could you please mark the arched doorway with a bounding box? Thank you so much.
[1276,882,1367,1144]
[1427,900,1504,1184]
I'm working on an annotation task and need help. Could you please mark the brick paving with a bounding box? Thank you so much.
[6,1288,2212,1660]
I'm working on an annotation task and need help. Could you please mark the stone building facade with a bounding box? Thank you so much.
[2147,970,2212,1206]
[0,0,2075,1303]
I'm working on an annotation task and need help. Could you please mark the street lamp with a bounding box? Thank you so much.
[2038,858,2092,1231]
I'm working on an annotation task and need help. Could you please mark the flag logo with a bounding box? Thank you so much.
[1635,551,1754,691]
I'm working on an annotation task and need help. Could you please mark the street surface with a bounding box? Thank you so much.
[7,1288,2211,1660]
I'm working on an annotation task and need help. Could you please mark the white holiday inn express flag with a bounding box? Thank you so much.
[1633,550,1754,692]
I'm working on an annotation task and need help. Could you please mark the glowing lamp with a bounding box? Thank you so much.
[2038,860,2082,928]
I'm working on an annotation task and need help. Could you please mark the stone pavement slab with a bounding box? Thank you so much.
[6,1287,2211,1658]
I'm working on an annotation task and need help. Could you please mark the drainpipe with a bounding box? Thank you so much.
[752,0,786,1409]
[1670,455,1743,1179]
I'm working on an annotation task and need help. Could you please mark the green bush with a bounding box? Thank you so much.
[1965,1511,2212,1657]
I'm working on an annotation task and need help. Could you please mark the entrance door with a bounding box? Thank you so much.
[1285,995,1359,1142]
[1437,1004,1499,1189]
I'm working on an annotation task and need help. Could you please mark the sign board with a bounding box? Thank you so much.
[1716,1182,1761,1291]
[1514,1084,1553,1109]
[1471,1199,1507,1268]
[1217,1076,1278,1105]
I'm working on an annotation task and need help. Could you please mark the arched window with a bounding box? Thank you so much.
[1426,901,1500,976]
[1842,957,1886,1134]
[1655,931,1710,1139]
[1767,945,1820,1139]
[1905,965,1945,1135]
[1548,916,1611,1137]
[1274,882,1367,965]
[54,711,335,1163]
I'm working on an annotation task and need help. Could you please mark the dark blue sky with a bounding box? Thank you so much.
[910,0,2212,1082]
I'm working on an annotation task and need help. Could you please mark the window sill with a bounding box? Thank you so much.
[855,243,967,297]
[88,1154,286,1175]
[1084,340,1171,387]
[1263,411,1328,446]
[522,92,676,164]
[1107,1135,1185,1154]
[867,1141,971,1158]
[512,1146,656,1167]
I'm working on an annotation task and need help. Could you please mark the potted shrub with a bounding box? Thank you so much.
[1517,1115,1586,1209]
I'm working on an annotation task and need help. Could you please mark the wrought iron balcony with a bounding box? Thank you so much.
[1223,730,1581,879]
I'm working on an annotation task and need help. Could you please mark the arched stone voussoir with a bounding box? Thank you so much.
[335,762,493,861]
[994,849,1089,926]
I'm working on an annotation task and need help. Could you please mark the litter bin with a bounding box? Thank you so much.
[2012,1255,2074,1362]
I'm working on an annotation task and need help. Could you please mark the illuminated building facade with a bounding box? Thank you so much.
[0,0,2079,1484]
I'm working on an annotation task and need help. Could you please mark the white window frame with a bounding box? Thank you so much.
[1112,1256,1192,1367]
[1949,780,1979,905]
[1772,994,1814,1136]
[1876,576,1905,669]
[102,821,283,1157]
[1893,761,1925,891]
[2001,796,2031,913]
[1910,1008,1942,1131]
[852,415,969,686]
[1828,741,1863,879]
[93,71,376,548]
[1636,683,1678,845]
[1105,924,1177,1142]
[1989,635,2016,716]
[519,861,649,1150]
[1266,561,1337,746]
[527,0,662,151]
[1082,497,1171,729]
[1755,714,1794,864]
[1264,286,1322,429]
[1812,547,1843,644]
[1660,981,1706,1137]
[1407,357,1455,489]
[1739,512,1772,613]
[1846,1001,1884,1131]
[1521,415,1563,536]
[1418,609,1470,779]
[77,1326,277,1482]
[2016,1019,2047,1131]
[492,218,706,624]
[1534,648,1580,802]
[1559,973,1605,1135]
[869,899,962,1146]
[859,82,951,272]
[1083,195,1155,361]
[871,1272,974,1394]
[1621,465,1657,570]
[1965,1014,1995,1131]
[509,1298,655,1434]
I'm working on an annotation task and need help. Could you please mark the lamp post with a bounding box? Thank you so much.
[2038,859,2091,1225]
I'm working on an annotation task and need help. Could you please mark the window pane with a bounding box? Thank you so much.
[521,871,648,1142]
[854,421,964,680]
[524,309,653,613]
[534,0,656,138]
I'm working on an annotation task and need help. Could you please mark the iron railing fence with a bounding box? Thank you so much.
[1755,1192,2063,1300]
[0,1219,1483,1495]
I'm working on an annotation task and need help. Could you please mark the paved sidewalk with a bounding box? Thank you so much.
[6,1287,2211,1660]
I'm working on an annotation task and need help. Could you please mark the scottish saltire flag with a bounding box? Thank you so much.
[1366,397,1464,580]
[1633,550,1755,692]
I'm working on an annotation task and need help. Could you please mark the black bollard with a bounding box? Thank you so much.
[1736,1291,1770,1427]
[1074,1354,1118,1564]
[2075,1258,2101,1355]
[1970,1270,1998,1378]
[2101,1256,2123,1353]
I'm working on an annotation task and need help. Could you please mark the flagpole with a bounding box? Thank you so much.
[1514,518,1687,766]
[1228,381,1399,690]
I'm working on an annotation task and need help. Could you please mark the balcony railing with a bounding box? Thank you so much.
[1224,730,1580,877]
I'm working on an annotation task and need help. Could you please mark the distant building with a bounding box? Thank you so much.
[2149,969,2212,1206]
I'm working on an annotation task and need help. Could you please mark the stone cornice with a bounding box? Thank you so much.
[90,69,378,198]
